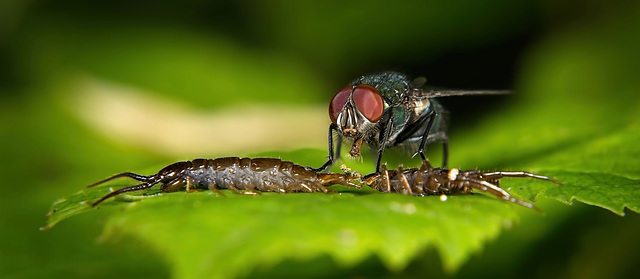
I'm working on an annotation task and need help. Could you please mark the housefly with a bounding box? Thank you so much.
[314,71,509,173]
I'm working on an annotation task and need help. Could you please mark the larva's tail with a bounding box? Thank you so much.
[87,172,152,188]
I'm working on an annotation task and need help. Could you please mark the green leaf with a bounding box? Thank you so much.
[506,125,640,215]
[40,182,162,231]
[41,5,640,279]
[47,181,523,278]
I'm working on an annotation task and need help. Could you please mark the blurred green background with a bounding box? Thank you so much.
[2,0,640,278]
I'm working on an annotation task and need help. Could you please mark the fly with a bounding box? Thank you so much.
[314,71,509,173]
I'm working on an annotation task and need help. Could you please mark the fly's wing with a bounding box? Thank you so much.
[412,88,511,98]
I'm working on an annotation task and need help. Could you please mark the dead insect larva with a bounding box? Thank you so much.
[88,157,361,206]
[362,160,560,210]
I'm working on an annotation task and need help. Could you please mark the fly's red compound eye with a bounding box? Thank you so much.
[329,86,352,124]
[353,85,384,123]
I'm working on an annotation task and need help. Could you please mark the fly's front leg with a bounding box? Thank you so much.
[375,142,388,174]
[375,110,396,173]
[314,123,340,172]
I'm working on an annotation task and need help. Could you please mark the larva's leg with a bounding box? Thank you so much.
[466,178,539,211]
[245,189,262,195]
[317,173,362,189]
[313,183,332,194]
[231,185,261,195]
[227,183,254,195]
[381,163,391,193]
[297,182,315,193]
[396,165,413,195]
[184,176,201,193]
[206,181,224,196]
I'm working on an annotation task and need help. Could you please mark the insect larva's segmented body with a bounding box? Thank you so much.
[362,160,559,209]
[88,157,361,206]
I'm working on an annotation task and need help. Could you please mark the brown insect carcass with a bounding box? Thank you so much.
[88,157,361,206]
[362,160,559,209]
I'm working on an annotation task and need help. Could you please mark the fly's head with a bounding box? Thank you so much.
[329,84,386,158]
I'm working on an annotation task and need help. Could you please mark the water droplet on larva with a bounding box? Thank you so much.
[448,168,459,180]
[440,194,448,202]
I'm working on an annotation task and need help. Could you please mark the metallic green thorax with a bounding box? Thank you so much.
[350,71,410,106]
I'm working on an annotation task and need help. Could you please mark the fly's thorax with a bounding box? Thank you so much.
[350,72,411,106]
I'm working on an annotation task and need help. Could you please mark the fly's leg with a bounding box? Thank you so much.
[413,110,439,165]
[314,123,340,172]
[375,110,396,173]
[335,133,343,161]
